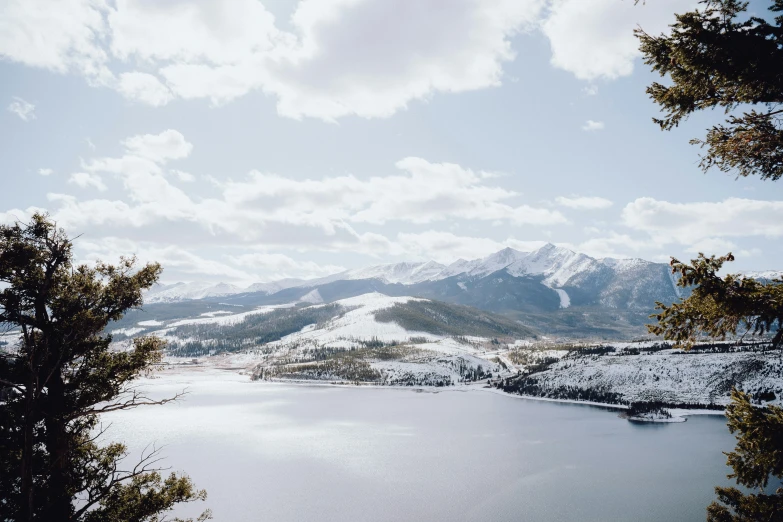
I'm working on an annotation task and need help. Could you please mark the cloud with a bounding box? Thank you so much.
[38,168,53,176]
[7,96,36,120]
[555,195,612,210]
[68,172,107,191]
[541,0,696,81]
[581,120,604,131]
[582,84,598,96]
[0,0,109,80]
[229,253,345,280]
[622,197,783,247]
[685,237,737,254]
[392,231,554,263]
[39,131,565,253]
[117,72,174,107]
[569,232,657,259]
[0,0,547,120]
[170,169,195,182]
[395,231,509,263]
[0,0,704,118]
[121,129,193,163]
[77,237,257,283]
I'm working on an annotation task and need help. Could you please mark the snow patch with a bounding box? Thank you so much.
[167,304,294,327]
[299,289,324,304]
[553,288,570,309]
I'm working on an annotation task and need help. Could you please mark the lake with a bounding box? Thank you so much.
[104,369,736,522]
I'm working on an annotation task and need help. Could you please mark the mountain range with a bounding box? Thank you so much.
[146,243,682,309]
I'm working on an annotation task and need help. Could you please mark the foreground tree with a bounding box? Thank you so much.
[637,1,783,519]
[636,0,783,180]
[649,255,783,519]
[0,214,209,521]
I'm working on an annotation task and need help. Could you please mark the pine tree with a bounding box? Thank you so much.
[636,0,783,180]
[0,214,210,522]
[705,390,783,521]
[637,1,783,519]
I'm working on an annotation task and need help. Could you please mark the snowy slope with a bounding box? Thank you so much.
[339,261,447,284]
[506,244,598,287]
[464,247,530,278]
[507,346,783,406]
[270,293,436,346]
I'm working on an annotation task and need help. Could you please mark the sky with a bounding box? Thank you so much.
[1,0,782,286]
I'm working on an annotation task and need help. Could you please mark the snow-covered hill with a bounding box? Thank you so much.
[503,343,783,407]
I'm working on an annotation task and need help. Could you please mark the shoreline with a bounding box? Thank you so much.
[159,364,727,421]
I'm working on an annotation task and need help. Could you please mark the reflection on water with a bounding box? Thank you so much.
[104,370,735,522]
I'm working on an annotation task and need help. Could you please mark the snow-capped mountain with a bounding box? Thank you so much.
[459,247,530,279]
[505,244,595,287]
[339,260,448,285]
[142,244,777,323]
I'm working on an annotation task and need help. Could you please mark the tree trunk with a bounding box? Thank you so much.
[19,380,35,522]
[42,371,71,522]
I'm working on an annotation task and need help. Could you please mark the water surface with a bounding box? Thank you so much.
[105,370,735,521]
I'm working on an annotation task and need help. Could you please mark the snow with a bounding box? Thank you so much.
[340,261,448,285]
[138,244,693,306]
[743,270,783,280]
[506,244,597,287]
[470,248,529,277]
[553,288,570,308]
[167,304,295,327]
[270,293,436,345]
[515,347,783,406]
[138,320,163,327]
[626,413,686,423]
[299,289,323,304]
[111,327,146,336]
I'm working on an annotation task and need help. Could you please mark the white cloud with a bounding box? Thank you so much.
[0,207,45,226]
[684,238,737,254]
[41,131,565,253]
[68,172,107,191]
[541,0,695,81]
[0,0,110,81]
[391,231,555,264]
[170,169,195,182]
[121,129,193,163]
[582,84,598,96]
[7,96,36,120]
[555,195,612,210]
[229,253,344,280]
[78,237,257,283]
[1,0,548,120]
[0,0,704,118]
[581,120,604,131]
[570,232,657,259]
[622,197,783,247]
[38,168,53,176]
[117,72,174,107]
[395,231,509,263]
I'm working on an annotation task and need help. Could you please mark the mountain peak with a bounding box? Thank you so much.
[531,243,573,256]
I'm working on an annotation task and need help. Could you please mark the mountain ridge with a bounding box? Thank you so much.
[145,243,670,303]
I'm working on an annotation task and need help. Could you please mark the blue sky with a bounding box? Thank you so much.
[1,0,782,285]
